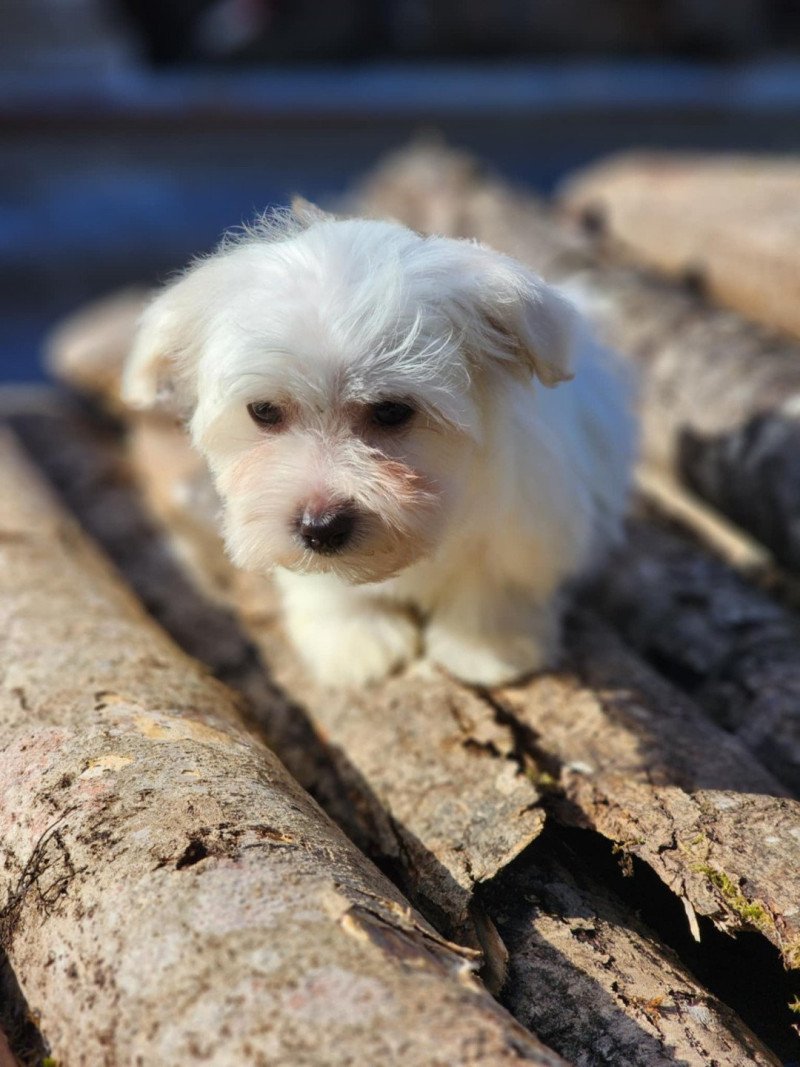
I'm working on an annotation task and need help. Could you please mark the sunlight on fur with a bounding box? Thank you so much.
[123,202,636,687]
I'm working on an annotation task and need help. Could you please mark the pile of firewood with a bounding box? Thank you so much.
[2,144,800,1066]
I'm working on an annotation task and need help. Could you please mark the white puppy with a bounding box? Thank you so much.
[123,203,635,688]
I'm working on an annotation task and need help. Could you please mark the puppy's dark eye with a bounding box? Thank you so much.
[370,400,415,429]
[248,401,283,428]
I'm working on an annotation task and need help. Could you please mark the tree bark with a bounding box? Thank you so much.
[559,153,800,342]
[126,419,800,974]
[36,142,800,1055]
[485,835,779,1066]
[10,395,790,1065]
[0,428,565,1067]
[595,516,800,794]
[16,404,549,975]
[495,616,800,971]
[357,144,800,573]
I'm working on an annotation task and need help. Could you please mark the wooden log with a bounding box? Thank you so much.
[9,397,789,1064]
[596,516,800,794]
[486,835,780,1066]
[92,420,800,1054]
[559,153,800,341]
[36,152,800,1051]
[25,395,800,977]
[495,615,800,972]
[357,144,800,573]
[0,428,566,1066]
[125,421,800,977]
[14,403,548,979]
[43,287,149,413]
[633,464,773,575]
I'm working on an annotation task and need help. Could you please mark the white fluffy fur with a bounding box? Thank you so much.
[123,205,635,687]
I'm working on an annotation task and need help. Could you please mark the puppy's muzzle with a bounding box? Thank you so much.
[297,503,357,555]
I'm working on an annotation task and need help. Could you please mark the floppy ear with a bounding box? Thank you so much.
[121,270,206,415]
[457,242,578,387]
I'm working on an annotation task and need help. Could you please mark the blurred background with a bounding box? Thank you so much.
[2,0,800,382]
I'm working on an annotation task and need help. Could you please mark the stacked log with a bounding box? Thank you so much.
[356,144,800,573]
[597,516,800,793]
[43,287,150,414]
[0,427,568,1066]
[559,154,800,342]
[6,394,784,1063]
[25,142,800,1061]
[22,399,795,1055]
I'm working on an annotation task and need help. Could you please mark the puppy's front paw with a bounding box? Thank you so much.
[290,607,422,688]
[426,622,557,688]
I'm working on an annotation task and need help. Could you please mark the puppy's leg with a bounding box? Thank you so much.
[277,572,421,687]
[426,578,561,687]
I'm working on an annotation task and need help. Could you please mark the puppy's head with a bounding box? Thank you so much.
[123,205,577,583]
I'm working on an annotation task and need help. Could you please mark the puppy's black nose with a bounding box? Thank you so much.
[298,505,356,554]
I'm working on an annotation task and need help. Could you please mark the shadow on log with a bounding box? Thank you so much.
[6,393,791,1062]
[485,826,781,1065]
[31,142,800,1057]
[596,516,800,793]
[0,424,565,1066]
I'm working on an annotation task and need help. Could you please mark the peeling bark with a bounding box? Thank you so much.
[17,394,800,1058]
[0,429,564,1067]
[496,616,800,972]
[559,153,800,341]
[357,144,800,572]
[15,394,797,1067]
[485,835,780,1066]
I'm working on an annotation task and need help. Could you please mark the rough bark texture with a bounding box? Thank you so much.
[496,617,800,968]
[124,418,800,972]
[35,144,800,1057]
[559,153,800,341]
[12,396,791,1064]
[22,405,549,967]
[0,428,566,1067]
[596,516,800,794]
[357,144,800,573]
[485,834,780,1067]
[233,567,547,942]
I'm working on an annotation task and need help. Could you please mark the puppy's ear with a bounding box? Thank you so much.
[458,242,578,387]
[122,271,205,416]
[290,196,335,228]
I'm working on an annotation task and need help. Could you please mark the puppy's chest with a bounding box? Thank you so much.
[377,559,452,615]
[378,545,485,615]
